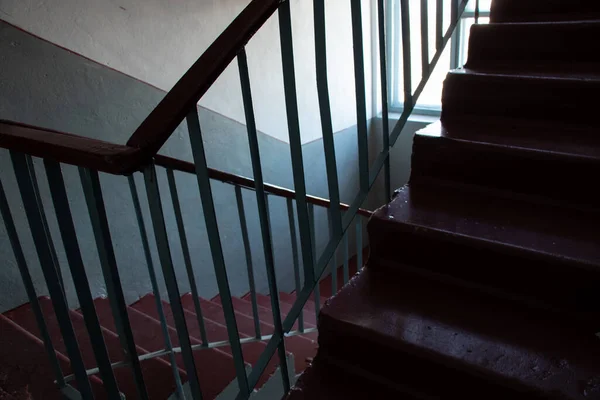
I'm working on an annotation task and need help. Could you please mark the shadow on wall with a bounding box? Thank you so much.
[0,21,425,313]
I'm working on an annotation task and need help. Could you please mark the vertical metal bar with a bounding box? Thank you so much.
[343,232,350,284]
[234,185,261,339]
[142,165,204,400]
[0,177,67,390]
[356,217,363,271]
[166,168,209,345]
[436,0,443,50]
[237,49,290,393]
[308,204,320,315]
[392,0,401,106]
[286,198,304,333]
[185,110,250,397]
[44,160,121,398]
[475,0,480,23]
[313,0,343,237]
[278,0,315,288]
[25,156,65,294]
[350,0,370,193]
[79,167,149,400]
[10,152,94,399]
[378,0,391,203]
[327,209,338,296]
[421,0,430,77]
[451,0,458,26]
[400,0,413,108]
[127,176,186,400]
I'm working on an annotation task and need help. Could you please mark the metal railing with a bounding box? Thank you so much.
[0,0,473,398]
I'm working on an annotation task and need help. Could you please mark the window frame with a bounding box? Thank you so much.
[387,1,491,116]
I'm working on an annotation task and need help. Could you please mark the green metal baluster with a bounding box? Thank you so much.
[186,110,250,397]
[400,0,413,109]
[278,0,315,288]
[166,168,209,346]
[436,0,443,50]
[45,160,121,399]
[0,177,67,393]
[11,152,95,400]
[143,164,204,400]
[79,167,150,400]
[238,47,290,392]
[378,0,391,202]
[286,198,304,332]
[421,0,430,76]
[314,0,343,237]
[235,185,262,339]
[350,0,370,194]
[128,175,186,400]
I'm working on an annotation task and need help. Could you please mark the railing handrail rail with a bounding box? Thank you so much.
[0,119,372,217]
[125,0,282,157]
[0,119,146,174]
[154,154,373,217]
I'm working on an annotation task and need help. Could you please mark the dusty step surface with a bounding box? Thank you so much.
[318,267,600,400]
[125,295,277,389]
[0,313,106,400]
[466,21,600,74]
[5,297,178,400]
[284,357,413,400]
[411,121,600,208]
[490,0,600,23]
[441,70,600,126]
[368,183,600,325]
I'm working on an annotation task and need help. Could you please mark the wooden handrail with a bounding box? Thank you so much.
[0,120,147,174]
[126,0,282,156]
[154,155,373,218]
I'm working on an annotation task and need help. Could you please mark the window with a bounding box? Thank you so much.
[387,0,491,115]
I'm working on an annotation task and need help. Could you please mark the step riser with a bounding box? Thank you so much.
[441,73,600,126]
[368,222,600,326]
[318,325,548,400]
[466,23,600,73]
[490,0,600,22]
[411,134,600,208]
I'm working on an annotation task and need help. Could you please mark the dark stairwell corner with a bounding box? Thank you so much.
[287,0,600,399]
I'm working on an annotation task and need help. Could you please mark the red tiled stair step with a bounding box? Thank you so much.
[128,295,275,389]
[243,293,319,328]
[3,297,177,400]
[0,313,106,400]
[277,291,328,315]
[236,293,316,332]
[93,297,241,398]
[318,267,600,399]
[178,294,318,374]
[212,295,274,326]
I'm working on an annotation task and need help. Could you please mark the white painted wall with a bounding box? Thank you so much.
[0,0,374,144]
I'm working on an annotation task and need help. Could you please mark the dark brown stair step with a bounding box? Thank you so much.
[173,294,318,374]
[411,120,600,208]
[490,0,600,23]
[212,294,275,326]
[93,297,247,397]
[368,183,600,325]
[441,70,600,126]
[284,357,413,400]
[466,21,600,74]
[4,297,177,399]
[318,267,600,400]
[0,313,106,400]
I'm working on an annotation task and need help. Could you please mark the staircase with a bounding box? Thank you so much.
[0,253,363,399]
[287,1,600,399]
